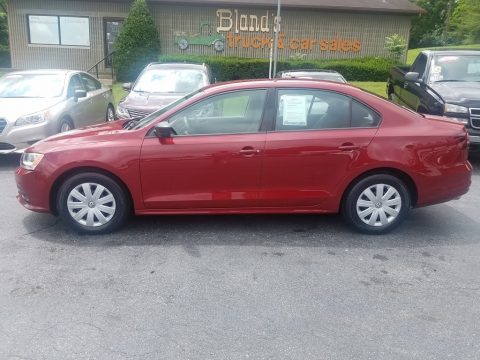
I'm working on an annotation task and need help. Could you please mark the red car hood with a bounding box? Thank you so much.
[27,121,129,153]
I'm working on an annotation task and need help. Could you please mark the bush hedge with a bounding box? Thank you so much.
[157,55,397,82]
[0,45,10,68]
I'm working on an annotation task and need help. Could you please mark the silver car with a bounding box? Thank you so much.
[0,70,115,154]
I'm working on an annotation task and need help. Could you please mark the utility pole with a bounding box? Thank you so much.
[272,0,281,78]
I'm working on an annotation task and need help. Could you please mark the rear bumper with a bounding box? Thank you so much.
[416,162,472,207]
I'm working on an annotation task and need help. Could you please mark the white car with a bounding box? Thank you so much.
[0,70,115,154]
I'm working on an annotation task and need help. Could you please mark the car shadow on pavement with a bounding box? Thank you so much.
[23,202,480,250]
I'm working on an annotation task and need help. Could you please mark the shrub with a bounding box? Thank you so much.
[158,55,397,82]
[385,34,407,62]
[113,0,160,82]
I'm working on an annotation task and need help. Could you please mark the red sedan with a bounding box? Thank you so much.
[15,79,472,235]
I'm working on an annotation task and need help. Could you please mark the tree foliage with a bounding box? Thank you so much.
[409,0,454,48]
[113,0,160,81]
[451,0,480,44]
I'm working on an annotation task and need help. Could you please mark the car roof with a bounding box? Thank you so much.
[4,69,86,78]
[201,78,357,95]
[278,69,342,75]
[423,49,480,56]
[146,62,209,71]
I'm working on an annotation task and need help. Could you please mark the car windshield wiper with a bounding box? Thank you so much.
[122,117,144,130]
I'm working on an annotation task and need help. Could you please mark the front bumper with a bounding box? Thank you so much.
[15,166,51,213]
[469,135,480,145]
[0,121,54,154]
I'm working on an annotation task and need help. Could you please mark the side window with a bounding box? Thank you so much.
[80,73,101,92]
[168,89,267,136]
[411,54,428,77]
[351,100,380,128]
[275,89,351,131]
[67,74,85,98]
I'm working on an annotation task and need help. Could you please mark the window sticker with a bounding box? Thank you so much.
[282,95,307,126]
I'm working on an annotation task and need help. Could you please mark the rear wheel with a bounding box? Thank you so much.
[342,174,411,234]
[57,172,130,234]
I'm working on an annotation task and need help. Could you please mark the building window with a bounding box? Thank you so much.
[28,15,90,46]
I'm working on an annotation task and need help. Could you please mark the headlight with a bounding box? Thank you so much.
[444,103,468,114]
[117,103,129,118]
[20,152,44,171]
[15,111,48,126]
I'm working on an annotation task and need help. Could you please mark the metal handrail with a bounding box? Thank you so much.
[87,51,116,81]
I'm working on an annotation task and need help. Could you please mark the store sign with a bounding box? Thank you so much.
[215,8,361,53]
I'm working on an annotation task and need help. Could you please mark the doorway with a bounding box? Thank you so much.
[104,19,124,67]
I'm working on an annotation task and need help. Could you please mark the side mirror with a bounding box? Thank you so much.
[74,89,87,99]
[122,82,132,91]
[405,72,422,83]
[154,122,177,138]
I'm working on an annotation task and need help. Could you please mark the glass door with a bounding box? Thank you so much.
[104,19,124,67]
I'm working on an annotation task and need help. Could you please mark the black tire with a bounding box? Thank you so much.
[342,174,411,235]
[59,117,74,133]
[57,172,130,234]
[106,104,116,122]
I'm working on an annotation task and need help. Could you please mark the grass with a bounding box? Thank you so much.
[112,83,127,106]
[350,81,387,98]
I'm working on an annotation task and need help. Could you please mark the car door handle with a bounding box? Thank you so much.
[338,143,360,151]
[239,147,260,156]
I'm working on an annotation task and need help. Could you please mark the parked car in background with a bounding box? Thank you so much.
[0,70,115,154]
[16,79,471,235]
[117,63,212,119]
[277,69,347,83]
[387,50,480,150]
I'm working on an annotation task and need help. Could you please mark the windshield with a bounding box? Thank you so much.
[430,55,480,83]
[131,89,203,130]
[133,68,208,93]
[0,74,65,98]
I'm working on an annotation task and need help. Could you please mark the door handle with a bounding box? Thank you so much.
[239,147,260,156]
[338,143,360,151]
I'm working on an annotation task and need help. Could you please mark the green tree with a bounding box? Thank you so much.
[409,0,457,48]
[113,0,160,81]
[451,0,480,44]
[0,0,10,67]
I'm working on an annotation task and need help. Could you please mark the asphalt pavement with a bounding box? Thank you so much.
[0,152,479,360]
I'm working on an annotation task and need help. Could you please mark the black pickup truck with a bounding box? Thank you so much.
[387,50,480,148]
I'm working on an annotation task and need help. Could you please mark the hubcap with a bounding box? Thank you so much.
[356,183,402,227]
[67,183,116,227]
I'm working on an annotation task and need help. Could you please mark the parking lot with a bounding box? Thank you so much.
[1,152,479,360]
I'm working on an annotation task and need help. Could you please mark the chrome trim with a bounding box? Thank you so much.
[469,108,480,129]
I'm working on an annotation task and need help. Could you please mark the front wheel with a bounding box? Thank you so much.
[57,172,130,234]
[106,104,116,122]
[342,174,411,234]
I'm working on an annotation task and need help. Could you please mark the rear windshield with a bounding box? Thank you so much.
[133,68,208,94]
[0,74,65,98]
